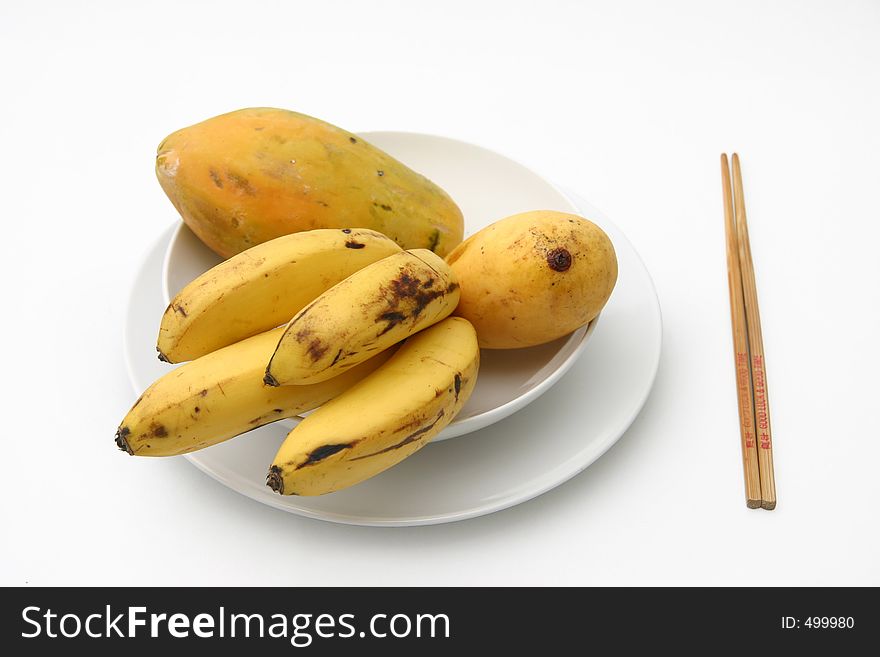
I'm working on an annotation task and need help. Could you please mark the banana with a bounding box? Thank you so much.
[266,317,479,496]
[158,228,401,362]
[264,249,460,386]
[116,328,394,457]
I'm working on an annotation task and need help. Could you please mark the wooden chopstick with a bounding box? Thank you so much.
[731,153,777,510]
[721,154,762,509]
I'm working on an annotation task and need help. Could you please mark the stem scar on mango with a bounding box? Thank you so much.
[546,248,572,272]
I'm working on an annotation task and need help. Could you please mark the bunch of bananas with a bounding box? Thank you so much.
[116,228,480,496]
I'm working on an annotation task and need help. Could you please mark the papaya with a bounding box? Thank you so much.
[156,108,464,258]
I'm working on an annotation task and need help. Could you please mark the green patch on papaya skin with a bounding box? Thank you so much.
[427,229,441,252]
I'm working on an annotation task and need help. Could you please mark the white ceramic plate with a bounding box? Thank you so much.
[124,132,661,525]
[160,132,596,440]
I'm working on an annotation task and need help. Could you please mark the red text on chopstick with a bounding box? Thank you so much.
[736,352,755,448]
[752,355,771,450]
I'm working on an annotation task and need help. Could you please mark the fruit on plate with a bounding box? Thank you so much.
[265,249,460,386]
[116,328,394,457]
[446,210,617,349]
[155,108,464,258]
[158,228,401,363]
[266,317,479,496]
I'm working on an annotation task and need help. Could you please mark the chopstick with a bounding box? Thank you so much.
[721,154,762,509]
[731,154,777,510]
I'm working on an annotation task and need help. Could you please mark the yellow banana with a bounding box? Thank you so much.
[265,249,460,386]
[116,328,393,457]
[157,228,401,362]
[266,317,479,496]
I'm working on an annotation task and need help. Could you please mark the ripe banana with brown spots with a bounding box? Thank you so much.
[158,228,401,363]
[266,317,479,496]
[264,249,460,386]
[116,328,394,457]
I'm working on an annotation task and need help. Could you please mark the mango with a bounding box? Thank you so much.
[446,211,617,349]
[156,108,464,258]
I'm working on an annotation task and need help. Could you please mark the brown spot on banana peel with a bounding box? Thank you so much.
[330,349,344,366]
[382,271,456,327]
[377,311,407,335]
[149,422,168,438]
[390,272,420,298]
[306,338,329,362]
[296,442,357,469]
[392,413,432,434]
[264,370,280,387]
[345,240,366,249]
[351,410,445,461]
[173,304,188,317]
[454,373,462,402]
[411,283,455,319]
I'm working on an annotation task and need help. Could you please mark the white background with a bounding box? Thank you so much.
[1,0,878,586]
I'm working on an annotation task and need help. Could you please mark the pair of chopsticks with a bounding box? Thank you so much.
[721,154,776,510]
